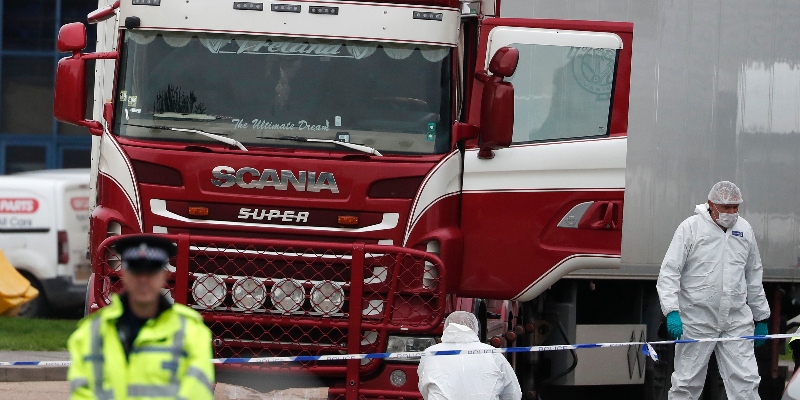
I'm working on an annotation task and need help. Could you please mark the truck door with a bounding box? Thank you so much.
[459,19,633,302]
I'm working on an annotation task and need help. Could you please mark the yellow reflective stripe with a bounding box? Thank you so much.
[128,383,180,397]
[186,365,214,393]
[69,377,89,392]
[89,318,113,400]
[168,316,187,383]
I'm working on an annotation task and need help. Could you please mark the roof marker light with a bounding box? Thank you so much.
[309,6,338,15]
[132,0,160,5]
[413,11,443,21]
[233,2,264,11]
[271,4,300,13]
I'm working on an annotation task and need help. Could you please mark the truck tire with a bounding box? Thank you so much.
[83,279,91,317]
[516,304,536,398]
[17,271,50,318]
[643,286,672,400]
[644,342,674,400]
[700,353,728,400]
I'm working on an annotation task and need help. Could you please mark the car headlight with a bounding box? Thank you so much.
[192,274,226,309]
[386,336,438,363]
[310,281,344,315]
[270,279,305,313]
[232,277,266,311]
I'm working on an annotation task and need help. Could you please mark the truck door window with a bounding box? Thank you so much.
[507,44,617,143]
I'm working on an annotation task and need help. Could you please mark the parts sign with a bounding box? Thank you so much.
[0,198,39,213]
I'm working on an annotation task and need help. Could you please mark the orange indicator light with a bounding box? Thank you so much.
[337,215,359,226]
[189,207,209,216]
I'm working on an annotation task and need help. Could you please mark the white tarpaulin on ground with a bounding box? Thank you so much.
[214,384,327,400]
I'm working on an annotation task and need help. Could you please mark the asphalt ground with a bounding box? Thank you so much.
[0,382,328,399]
[0,351,328,399]
[0,351,69,382]
[0,351,794,399]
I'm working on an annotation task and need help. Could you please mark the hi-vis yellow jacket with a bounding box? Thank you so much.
[67,294,215,399]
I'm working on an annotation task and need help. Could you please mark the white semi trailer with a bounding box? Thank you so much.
[502,1,800,399]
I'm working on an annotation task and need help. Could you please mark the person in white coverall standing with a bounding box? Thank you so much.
[418,311,521,400]
[656,181,770,400]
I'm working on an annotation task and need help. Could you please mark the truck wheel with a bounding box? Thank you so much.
[643,287,672,400]
[17,272,50,318]
[701,354,728,400]
[516,304,536,398]
[83,278,91,317]
[644,342,674,400]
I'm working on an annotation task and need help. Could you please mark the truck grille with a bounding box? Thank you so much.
[93,234,445,376]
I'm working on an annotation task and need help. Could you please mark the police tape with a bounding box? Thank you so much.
[2,333,799,367]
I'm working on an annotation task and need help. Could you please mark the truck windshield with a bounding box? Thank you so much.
[113,31,453,154]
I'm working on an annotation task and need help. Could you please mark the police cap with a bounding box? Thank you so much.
[114,234,177,273]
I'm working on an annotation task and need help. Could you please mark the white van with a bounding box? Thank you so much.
[0,169,91,317]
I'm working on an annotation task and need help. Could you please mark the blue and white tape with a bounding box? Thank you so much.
[2,333,798,367]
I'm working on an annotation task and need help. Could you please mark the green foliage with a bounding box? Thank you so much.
[0,317,77,351]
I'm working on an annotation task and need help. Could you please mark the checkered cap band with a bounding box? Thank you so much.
[121,243,169,264]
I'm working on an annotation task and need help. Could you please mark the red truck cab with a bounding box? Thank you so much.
[55,0,632,397]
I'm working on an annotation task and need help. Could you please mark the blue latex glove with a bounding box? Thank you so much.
[666,311,683,340]
[754,322,768,347]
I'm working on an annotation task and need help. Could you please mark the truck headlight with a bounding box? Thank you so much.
[232,277,266,311]
[386,336,438,363]
[192,274,226,309]
[310,281,344,315]
[271,279,305,313]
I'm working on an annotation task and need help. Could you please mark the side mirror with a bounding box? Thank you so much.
[54,23,103,135]
[104,102,114,127]
[477,46,519,159]
[57,23,87,53]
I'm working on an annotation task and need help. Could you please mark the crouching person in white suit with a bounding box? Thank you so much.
[418,311,522,400]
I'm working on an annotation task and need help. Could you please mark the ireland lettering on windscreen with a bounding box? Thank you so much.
[232,119,330,131]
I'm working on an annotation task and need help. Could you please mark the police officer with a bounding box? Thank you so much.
[67,234,215,399]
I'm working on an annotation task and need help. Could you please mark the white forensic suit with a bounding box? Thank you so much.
[418,323,521,400]
[656,204,770,400]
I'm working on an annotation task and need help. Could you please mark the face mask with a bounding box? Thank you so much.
[714,205,739,228]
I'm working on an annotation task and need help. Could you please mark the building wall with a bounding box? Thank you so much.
[0,0,96,174]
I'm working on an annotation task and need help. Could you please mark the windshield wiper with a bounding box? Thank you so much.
[126,123,248,151]
[259,136,382,156]
[152,112,221,121]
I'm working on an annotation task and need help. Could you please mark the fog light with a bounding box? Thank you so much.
[386,336,407,354]
[191,274,226,309]
[389,369,407,387]
[406,337,437,352]
[386,336,437,363]
[271,279,304,313]
[232,277,266,311]
[310,281,344,315]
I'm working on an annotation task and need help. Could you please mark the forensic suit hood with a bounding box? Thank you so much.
[417,323,521,400]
